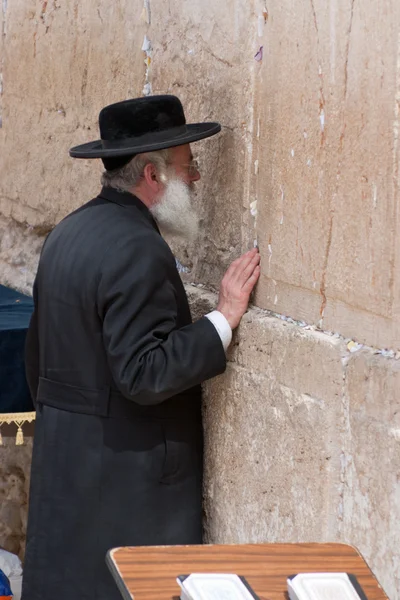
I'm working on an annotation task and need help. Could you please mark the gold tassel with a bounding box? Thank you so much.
[0,428,3,446]
[15,426,24,446]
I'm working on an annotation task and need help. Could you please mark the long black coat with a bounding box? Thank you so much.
[22,186,226,600]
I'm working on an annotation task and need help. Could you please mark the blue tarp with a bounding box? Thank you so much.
[0,285,34,413]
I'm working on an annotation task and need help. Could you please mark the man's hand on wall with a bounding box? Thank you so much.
[217,248,261,329]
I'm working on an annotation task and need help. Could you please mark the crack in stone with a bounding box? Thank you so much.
[388,32,400,313]
[81,66,88,98]
[40,0,48,22]
[0,210,53,238]
[343,0,355,103]
[221,124,235,132]
[203,48,234,68]
[310,0,319,36]
[1,0,6,39]
[309,0,329,315]
[319,213,333,321]
[337,353,353,531]
[309,1,326,147]
[0,0,6,127]
[319,0,356,324]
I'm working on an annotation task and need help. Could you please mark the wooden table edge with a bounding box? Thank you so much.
[109,541,365,556]
[107,548,134,600]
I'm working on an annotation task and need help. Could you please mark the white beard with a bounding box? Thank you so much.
[149,178,199,242]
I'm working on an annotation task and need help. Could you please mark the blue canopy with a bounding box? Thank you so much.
[0,285,34,413]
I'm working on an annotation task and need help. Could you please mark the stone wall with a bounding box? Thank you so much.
[252,0,400,351]
[0,0,399,598]
[189,286,400,599]
[0,435,32,559]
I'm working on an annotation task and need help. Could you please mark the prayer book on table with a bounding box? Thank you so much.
[287,572,368,600]
[176,572,368,600]
[177,574,260,600]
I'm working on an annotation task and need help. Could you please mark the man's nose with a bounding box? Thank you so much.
[190,169,201,183]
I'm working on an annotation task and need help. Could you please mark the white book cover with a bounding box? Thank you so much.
[177,573,259,600]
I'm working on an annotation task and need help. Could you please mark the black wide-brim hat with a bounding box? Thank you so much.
[69,95,221,170]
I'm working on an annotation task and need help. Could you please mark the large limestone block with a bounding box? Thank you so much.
[0,0,148,227]
[342,351,400,600]
[202,308,345,544]
[0,0,255,291]
[204,363,344,543]
[253,0,400,348]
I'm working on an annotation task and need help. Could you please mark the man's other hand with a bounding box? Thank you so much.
[217,248,261,329]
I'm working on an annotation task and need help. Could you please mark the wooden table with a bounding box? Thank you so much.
[106,543,388,600]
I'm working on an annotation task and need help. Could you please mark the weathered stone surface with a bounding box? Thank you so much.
[0,0,254,289]
[188,286,399,599]
[252,0,400,349]
[342,351,400,598]
[0,216,42,294]
[0,437,33,559]
[204,364,343,542]
[1,1,400,598]
[196,288,347,547]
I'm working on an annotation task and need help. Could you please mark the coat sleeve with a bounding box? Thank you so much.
[96,234,227,405]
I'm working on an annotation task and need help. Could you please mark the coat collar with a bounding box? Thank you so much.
[98,186,160,233]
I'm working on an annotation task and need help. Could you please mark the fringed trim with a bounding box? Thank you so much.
[0,412,36,445]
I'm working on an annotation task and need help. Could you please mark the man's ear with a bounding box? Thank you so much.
[143,163,165,192]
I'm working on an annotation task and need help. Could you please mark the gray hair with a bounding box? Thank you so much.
[101,149,171,192]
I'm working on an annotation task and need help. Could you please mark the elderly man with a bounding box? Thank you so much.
[22,96,260,600]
